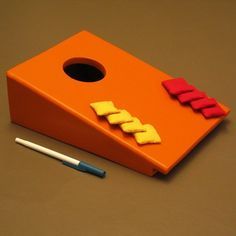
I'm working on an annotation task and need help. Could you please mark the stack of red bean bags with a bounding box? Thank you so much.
[162,78,226,118]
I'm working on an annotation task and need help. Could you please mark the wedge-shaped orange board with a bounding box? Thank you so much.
[7,31,230,176]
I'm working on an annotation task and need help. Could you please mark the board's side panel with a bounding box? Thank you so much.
[7,76,157,176]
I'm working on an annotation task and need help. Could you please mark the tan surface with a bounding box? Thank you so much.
[0,1,235,235]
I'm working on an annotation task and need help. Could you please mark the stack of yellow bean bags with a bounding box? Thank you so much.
[90,101,161,145]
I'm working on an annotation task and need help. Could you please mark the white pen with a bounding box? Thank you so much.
[15,138,106,178]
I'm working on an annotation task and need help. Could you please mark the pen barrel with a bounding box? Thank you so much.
[15,138,80,165]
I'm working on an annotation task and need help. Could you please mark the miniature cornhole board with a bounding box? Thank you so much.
[7,31,230,176]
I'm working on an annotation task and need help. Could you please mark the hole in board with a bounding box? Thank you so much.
[63,58,105,82]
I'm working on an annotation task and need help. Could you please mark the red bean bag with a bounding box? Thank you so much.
[201,105,226,118]
[178,89,206,104]
[191,97,217,110]
[162,78,194,95]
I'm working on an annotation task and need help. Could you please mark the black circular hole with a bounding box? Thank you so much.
[63,58,105,82]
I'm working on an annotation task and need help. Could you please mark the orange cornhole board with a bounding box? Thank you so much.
[7,31,230,176]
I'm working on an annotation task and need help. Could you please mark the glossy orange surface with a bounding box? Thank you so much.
[7,31,230,175]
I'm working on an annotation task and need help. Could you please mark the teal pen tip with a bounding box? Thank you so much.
[63,161,106,178]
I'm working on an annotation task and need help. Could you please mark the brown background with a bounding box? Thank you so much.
[0,1,235,235]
